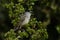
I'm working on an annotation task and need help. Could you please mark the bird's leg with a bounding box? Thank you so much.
[14,26,19,32]
[19,26,22,30]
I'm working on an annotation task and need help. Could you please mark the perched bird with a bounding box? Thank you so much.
[14,11,31,31]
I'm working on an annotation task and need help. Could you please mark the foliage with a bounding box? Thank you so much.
[0,0,60,40]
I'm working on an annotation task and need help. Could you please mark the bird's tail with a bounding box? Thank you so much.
[14,25,22,32]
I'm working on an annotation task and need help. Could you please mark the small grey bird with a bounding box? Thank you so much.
[14,11,31,31]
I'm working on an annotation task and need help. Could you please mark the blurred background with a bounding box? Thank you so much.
[0,0,60,40]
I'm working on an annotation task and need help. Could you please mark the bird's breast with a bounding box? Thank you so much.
[22,18,30,25]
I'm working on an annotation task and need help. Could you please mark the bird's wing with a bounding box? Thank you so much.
[14,14,26,31]
[20,14,26,22]
[17,14,26,27]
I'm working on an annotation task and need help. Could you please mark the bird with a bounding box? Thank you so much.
[14,11,31,31]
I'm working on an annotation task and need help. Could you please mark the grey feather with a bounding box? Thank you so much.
[14,12,31,31]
